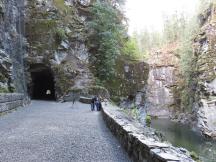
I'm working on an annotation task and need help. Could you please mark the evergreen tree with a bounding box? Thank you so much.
[88,0,126,81]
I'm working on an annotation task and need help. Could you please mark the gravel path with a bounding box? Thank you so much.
[0,101,131,162]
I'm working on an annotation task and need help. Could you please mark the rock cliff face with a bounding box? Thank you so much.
[24,0,94,99]
[109,56,149,103]
[193,4,216,139]
[0,0,96,99]
[0,0,27,93]
[144,43,180,117]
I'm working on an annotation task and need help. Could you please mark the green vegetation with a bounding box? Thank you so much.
[69,86,109,99]
[53,65,73,96]
[0,87,9,93]
[131,107,139,119]
[145,115,151,127]
[190,151,199,161]
[53,0,70,14]
[86,86,110,98]
[87,0,149,101]
[110,96,121,104]
[88,1,127,81]
[178,16,199,112]
[129,0,214,112]
[122,107,139,120]
[55,28,67,42]
[122,37,142,60]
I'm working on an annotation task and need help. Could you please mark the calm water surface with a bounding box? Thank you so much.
[151,119,216,162]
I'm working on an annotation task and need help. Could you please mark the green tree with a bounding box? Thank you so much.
[178,16,199,112]
[122,37,141,59]
[88,0,126,81]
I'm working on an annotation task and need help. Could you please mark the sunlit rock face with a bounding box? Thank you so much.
[144,44,180,117]
[193,4,216,139]
[25,0,94,99]
[0,0,26,93]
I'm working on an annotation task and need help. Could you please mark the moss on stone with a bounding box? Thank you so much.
[55,28,67,42]
[145,115,151,127]
[53,65,73,96]
[190,151,199,161]
[110,96,121,104]
[0,87,9,93]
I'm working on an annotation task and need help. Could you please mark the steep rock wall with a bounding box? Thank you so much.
[109,56,149,104]
[193,4,216,139]
[25,0,94,99]
[0,0,27,93]
[144,43,180,117]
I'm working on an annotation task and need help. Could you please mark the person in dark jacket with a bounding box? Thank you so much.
[95,96,100,111]
[98,101,102,111]
[95,96,103,111]
[91,96,96,111]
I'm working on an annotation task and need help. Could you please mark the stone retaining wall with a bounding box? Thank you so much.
[0,93,25,113]
[102,103,195,162]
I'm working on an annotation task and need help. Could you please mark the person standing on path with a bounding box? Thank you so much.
[91,96,96,111]
[72,92,80,107]
[95,96,101,111]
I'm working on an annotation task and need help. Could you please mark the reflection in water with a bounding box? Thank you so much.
[151,119,216,162]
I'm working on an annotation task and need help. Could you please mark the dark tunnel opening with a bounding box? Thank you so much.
[31,69,56,100]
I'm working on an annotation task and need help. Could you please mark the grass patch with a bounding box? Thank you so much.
[190,151,199,161]
[145,115,151,127]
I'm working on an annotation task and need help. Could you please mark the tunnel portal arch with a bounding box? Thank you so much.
[28,64,56,100]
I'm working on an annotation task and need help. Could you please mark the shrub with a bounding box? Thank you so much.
[55,28,67,42]
[0,87,9,93]
[111,96,121,104]
[190,151,199,161]
[145,115,151,127]
[131,108,139,119]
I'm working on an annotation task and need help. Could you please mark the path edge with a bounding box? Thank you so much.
[101,103,195,162]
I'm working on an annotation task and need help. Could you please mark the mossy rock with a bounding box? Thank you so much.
[190,151,199,161]
[0,87,9,93]
[69,86,110,99]
[111,96,121,104]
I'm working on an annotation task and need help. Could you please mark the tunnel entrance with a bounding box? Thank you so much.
[30,68,56,100]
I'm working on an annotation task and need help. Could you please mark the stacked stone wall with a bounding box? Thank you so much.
[102,103,194,162]
[0,93,24,113]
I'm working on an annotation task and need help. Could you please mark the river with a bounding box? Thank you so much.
[151,119,216,162]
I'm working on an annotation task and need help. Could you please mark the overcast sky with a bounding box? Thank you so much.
[125,0,199,35]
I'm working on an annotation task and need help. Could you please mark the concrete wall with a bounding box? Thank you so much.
[102,103,195,162]
[0,93,25,113]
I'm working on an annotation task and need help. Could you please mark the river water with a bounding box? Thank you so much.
[151,119,216,162]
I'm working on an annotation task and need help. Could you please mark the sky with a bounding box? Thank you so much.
[125,0,199,35]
